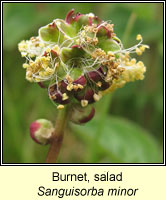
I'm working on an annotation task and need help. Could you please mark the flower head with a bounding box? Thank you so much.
[18,9,149,109]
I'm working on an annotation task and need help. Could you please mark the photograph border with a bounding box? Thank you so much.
[1,0,165,166]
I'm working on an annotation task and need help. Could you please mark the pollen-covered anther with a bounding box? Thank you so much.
[91,48,106,59]
[105,66,122,82]
[62,93,69,101]
[23,63,29,69]
[92,37,98,45]
[105,76,112,83]
[39,43,45,48]
[18,40,28,52]
[136,48,142,56]
[86,36,92,43]
[35,78,42,82]
[21,52,27,57]
[67,83,74,91]
[107,53,115,62]
[65,75,73,84]
[81,100,88,107]
[26,70,32,77]
[125,52,130,57]
[81,30,86,37]
[44,67,55,76]
[139,45,149,52]
[57,105,65,109]
[39,71,44,77]
[77,84,84,89]
[50,93,57,100]
[30,36,40,42]
[96,81,102,87]
[106,23,114,30]
[93,93,102,102]
[29,53,35,58]
[136,34,142,41]
[84,24,98,35]
[73,83,83,91]
[73,85,79,91]
[137,61,145,69]
[76,39,81,45]
[108,51,115,57]
[130,58,137,65]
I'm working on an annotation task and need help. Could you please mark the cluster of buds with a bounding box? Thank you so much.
[18,9,149,134]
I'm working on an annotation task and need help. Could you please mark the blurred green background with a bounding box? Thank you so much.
[3,3,163,163]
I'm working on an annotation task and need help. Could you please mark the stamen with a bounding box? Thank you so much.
[136,34,142,41]
[67,83,74,91]
[81,100,88,107]
[93,93,102,101]
[57,105,64,109]
[62,93,69,100]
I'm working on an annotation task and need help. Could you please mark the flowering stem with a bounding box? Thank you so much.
[46,107,69,163]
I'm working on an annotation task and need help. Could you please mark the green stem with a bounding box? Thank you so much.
[46,106,69,163]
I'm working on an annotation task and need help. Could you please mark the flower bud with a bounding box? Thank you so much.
[70,104,95,124]
[30,119,54,145]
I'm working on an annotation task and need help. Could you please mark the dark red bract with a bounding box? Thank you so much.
[86,66,105,82]
[75,88,95,103]
[73,75,86,86]
[79,107,95,123]
[38,82,46,89]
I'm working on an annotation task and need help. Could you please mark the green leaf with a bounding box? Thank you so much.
[71,115,161,163]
